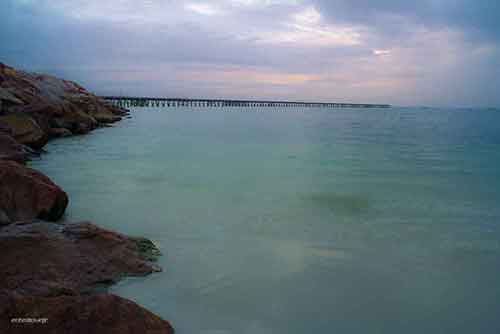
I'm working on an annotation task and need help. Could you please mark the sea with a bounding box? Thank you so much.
[31,106,500,334]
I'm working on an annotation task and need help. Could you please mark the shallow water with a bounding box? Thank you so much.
[32,107,500,333]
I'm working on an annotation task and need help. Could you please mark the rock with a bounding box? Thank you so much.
[0,62,129,149]
[0,291,174,334]
[0,133,35,163]
[106,104,130,116]
[49,107,98,135]
[10,102,97,136]
[0,122,12,134]
[0,160,68,222]
[48,127,72,138]
[0,87,24,111]
[0,210,10,226]
[0,221,162,297]
[134,237,162,262]
[0,113,48,149]
[91,110,122,124]
[8,102,63,135]
[0,63,172,332]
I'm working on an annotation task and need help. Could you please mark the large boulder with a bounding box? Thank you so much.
[0,292,174,334]
[8,102,64,135]
[8,101,98,136]
[0,221,161,297]
[89,107,122,124]
[0,160,68,223]
[48,127,72,138]
[0,134,34,163]
[0,87,24,105]
[0,113,48,149]
[0,62,129,149]
[0,221,171,333]
[54,106,98,134]
[105,103,130,116]
[0,87,24,114]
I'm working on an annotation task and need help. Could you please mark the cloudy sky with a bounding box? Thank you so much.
[1,0,499,106]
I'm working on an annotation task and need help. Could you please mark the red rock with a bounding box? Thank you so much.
[0,160,68,222]
[0,113,48,149]
[0,221,161,297]
[105,103,130,116]
[48,127,72,138]
[0,292,174,334]
[0,87,23,107]
[0,64,173,333]
[0,62,129,150]
[0,133,34,163]
[9,102,64,135]
[0,221,172,332]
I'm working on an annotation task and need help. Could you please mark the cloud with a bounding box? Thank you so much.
[185,3,220,16]
[373,49,390,56]
[179,65,321,85]
[312,0,500,43]
[0,0,499,106]
[256,6,361,46]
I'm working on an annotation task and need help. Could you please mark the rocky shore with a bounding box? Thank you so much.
[0,63,173,333]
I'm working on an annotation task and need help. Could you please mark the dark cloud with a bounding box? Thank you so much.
[313,0,500,42]
[0,0,499,106]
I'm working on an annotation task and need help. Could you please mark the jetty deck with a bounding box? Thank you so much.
[102,96,390,109]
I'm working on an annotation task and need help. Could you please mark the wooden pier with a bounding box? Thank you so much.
[102,96,390,109]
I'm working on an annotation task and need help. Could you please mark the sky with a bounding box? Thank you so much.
[1,0,499,107]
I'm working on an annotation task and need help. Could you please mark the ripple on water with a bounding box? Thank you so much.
[304,192,372,214]
[32,107,500,334]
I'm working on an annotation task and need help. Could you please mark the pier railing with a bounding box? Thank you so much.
[101,96,390,109]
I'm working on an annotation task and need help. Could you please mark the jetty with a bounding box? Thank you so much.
[102,96,390,109]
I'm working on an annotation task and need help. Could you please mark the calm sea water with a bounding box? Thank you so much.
[32,107,500,333]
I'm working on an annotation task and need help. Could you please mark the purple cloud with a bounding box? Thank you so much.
[1,0,499,106]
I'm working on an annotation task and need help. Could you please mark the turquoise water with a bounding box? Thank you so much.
[32,107,500,333]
